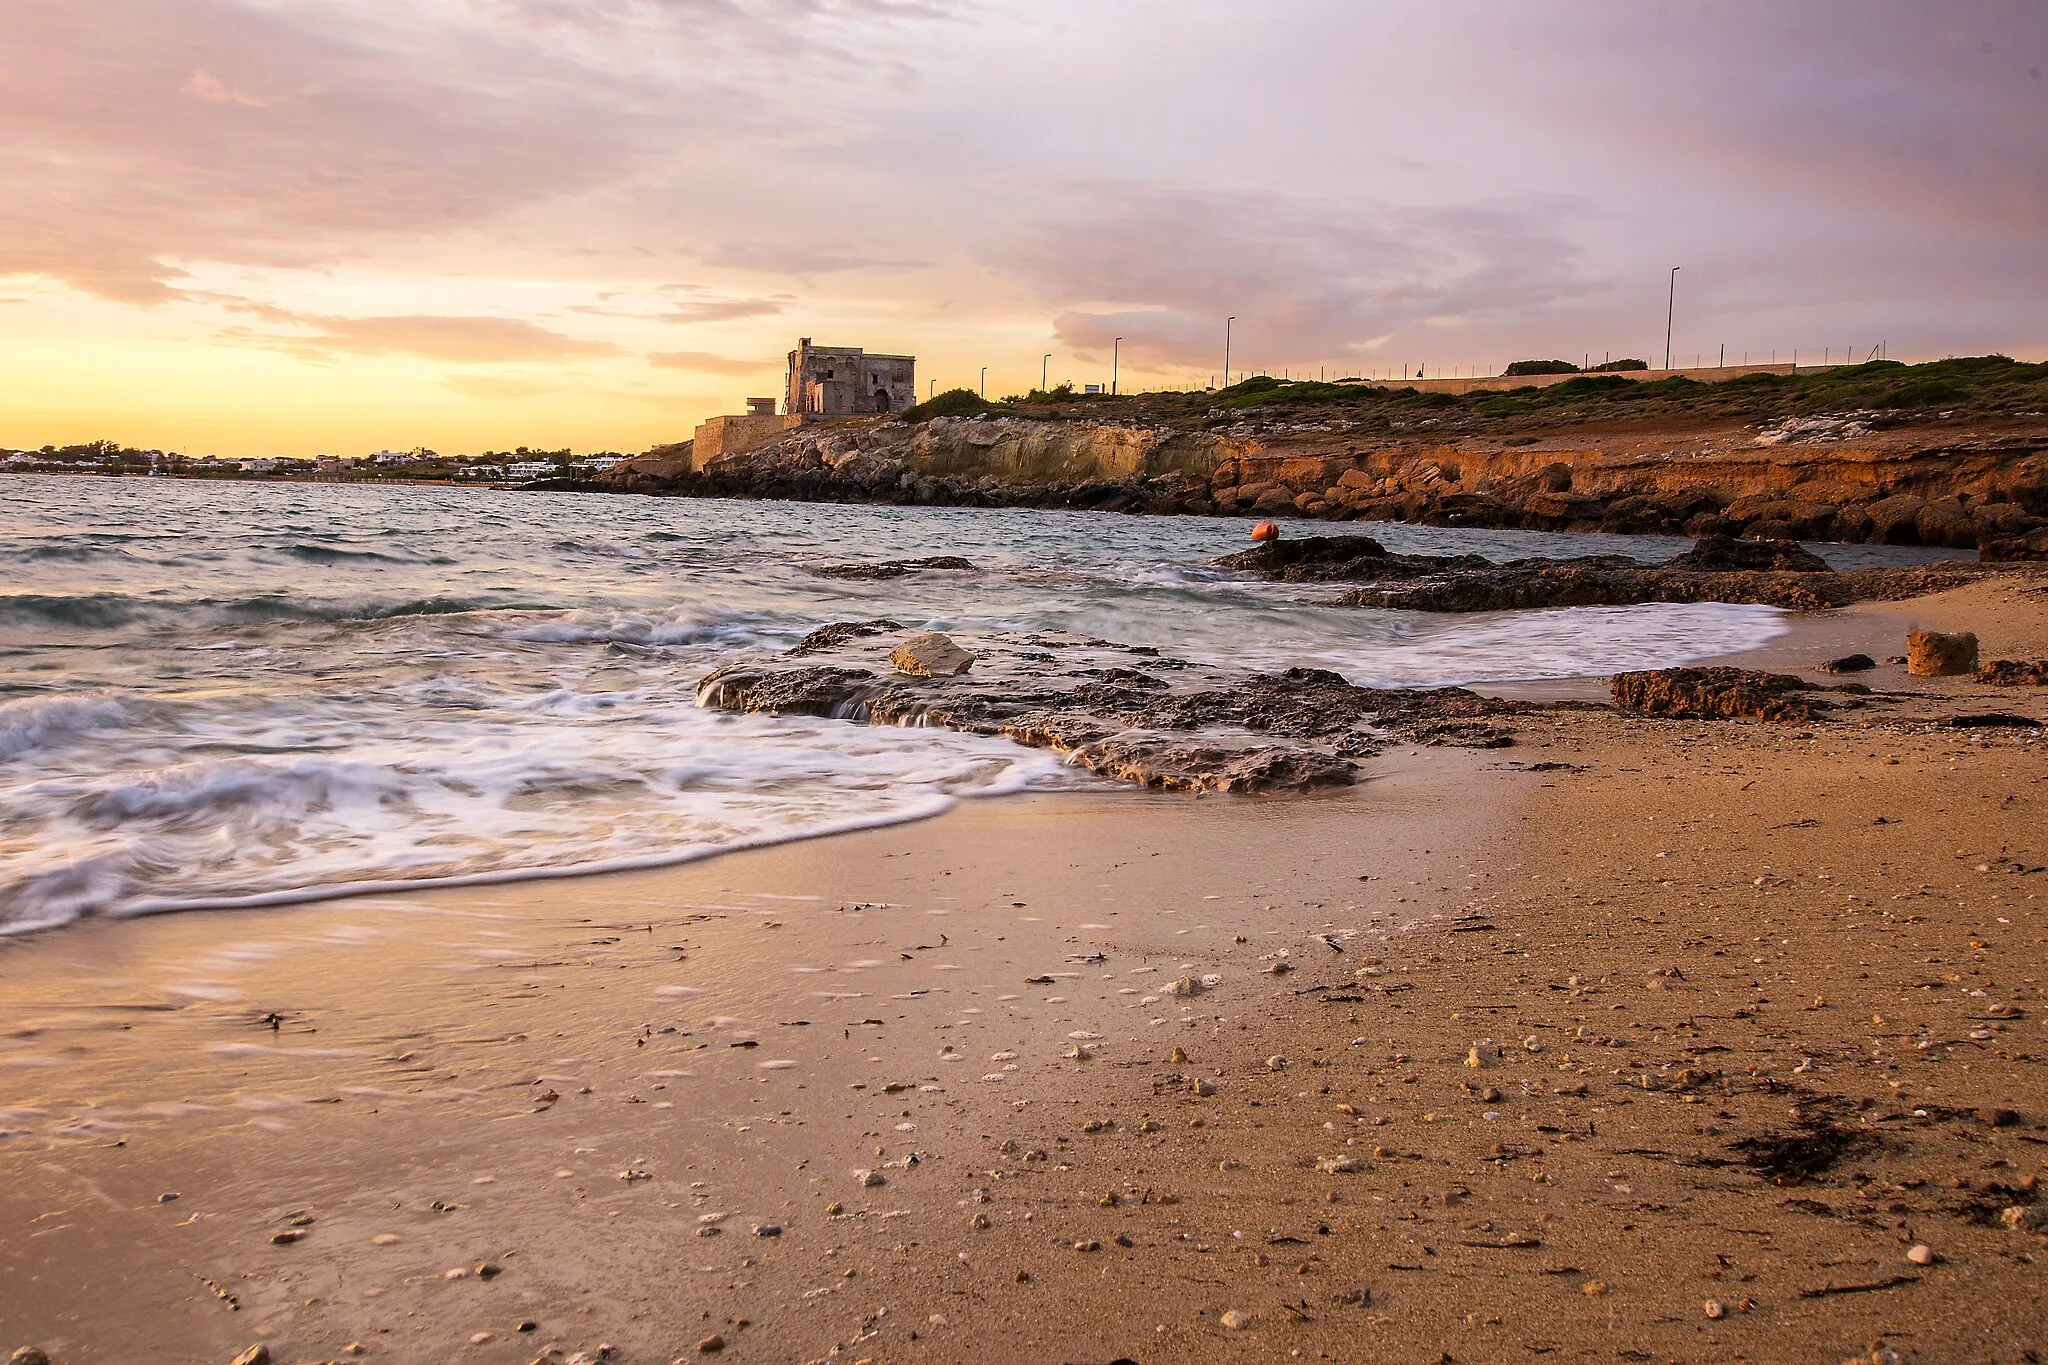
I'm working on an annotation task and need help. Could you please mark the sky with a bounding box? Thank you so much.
[1,0,2043,458]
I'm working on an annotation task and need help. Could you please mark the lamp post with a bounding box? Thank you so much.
[1664,266,1679,371]
[979,366,987,399]
[1112,337,1121,396]
[1042,354,1051,394]
[1224,317,1235,387]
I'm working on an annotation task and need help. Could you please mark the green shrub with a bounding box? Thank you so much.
[1504,359,1580,376]
[1543,374,1635,398]
[1589,358,1648,372]
[903,388,998,422]
[1878,380,1969,408]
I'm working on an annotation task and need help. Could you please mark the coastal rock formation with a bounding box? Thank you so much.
[1907,629,1980,677]
[593,403,2048,548]
[696,632,1555,792]
[1221,534,2002,613]
[1611,667,1822,723]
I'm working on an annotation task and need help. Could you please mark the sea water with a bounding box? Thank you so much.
[0,474,1946,931]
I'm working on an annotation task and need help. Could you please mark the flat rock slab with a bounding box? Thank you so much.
[891,630,976,677]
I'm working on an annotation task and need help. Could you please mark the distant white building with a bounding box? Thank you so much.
[370,449,411,465]
[505,460,558,481]
[244,458,280,473]
[581,455,629,472]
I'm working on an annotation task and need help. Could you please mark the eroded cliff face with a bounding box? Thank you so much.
[907,416,1243,483]
[599,412,2048,551]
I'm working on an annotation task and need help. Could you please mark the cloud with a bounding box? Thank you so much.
[0,0,958,303]
[645,350,780,375]
[989,183,1595,369]
[657,298,789,324]
[258,314,620,363]
[1489,2,2048,242]
[700,242,930,274]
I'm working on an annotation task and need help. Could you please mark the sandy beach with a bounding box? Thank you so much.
[4,577,2045,1365]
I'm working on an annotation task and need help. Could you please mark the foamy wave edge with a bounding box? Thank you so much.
[6,790,984,934]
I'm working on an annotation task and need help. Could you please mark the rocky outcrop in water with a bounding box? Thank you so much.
[1219,534,2008,613]
[695,630,1559,792]
[812,556,976,580]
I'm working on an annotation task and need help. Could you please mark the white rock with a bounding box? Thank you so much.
[1906,1244,1934,1265]
[1219,1309,1254,1331]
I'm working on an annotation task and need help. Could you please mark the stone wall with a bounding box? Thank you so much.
[692,414,802,463]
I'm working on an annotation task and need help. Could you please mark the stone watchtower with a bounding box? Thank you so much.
[785,338,916,416]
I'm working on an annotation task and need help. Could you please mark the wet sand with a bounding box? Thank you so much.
[4,577,2046,1364]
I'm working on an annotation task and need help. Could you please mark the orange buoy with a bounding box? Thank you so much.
[1250,520,1280,543]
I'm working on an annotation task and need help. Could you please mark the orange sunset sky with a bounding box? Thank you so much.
[2,0,2043,459]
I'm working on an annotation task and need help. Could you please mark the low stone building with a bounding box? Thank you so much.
[785,338,915,416]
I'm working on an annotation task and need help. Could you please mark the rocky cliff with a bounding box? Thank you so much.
[597,409,2048,552]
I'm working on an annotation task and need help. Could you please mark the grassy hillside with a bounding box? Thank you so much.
[928,356,2048,439]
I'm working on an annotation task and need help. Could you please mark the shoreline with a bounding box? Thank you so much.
[4,580,2045,1362]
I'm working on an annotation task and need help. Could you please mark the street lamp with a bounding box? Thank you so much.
[1112,337,1122,396]
[1042,353,1051,394]
[1664,266,1680,371]
[980,366,987,398]
[1225,317,1235,387]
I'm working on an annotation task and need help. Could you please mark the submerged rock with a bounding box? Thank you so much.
[812,556,976,580]
[786,619,904,657]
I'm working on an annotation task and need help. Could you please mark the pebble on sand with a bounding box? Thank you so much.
[1704,1299,1725,1319]
[857,1170,888,1188]
[11,1349,51,1365]
[1219,1309,1254,1330]
[696,1334,726,1353]
[1906,1245,1935,1265]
